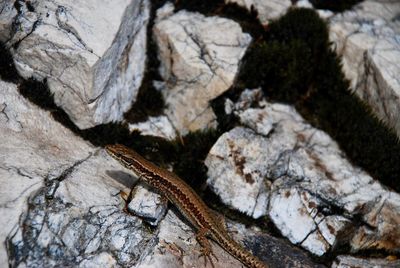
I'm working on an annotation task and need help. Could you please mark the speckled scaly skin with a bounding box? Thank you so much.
[106,144,268,268]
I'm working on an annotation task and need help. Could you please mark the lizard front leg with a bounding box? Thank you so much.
[196,228,219,268]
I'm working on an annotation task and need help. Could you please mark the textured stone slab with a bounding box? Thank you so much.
[205,127,271,219]
[136,210,322,268]
[153,3,251,134]
[0,0,149,129]
[206,89,400,256]
[0,80,148,267]
[332,255,400,268]
[128,115,177,140]
[127,184,168,226]
[329,0,400,137]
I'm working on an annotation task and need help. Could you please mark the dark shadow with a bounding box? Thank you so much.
[106,170,138,189]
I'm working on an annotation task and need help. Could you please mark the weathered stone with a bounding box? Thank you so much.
[225,0,292,25]
[329,0,400,137]
[205,127,271,219]
[0,1,16,41]
[205,89,400,256]
[1,0,149,129]
[295,0,333,19]
[153,4,251,134]
[0,79,151,267]
[128,115,177,140]
[136,210,322,268]
[136,210,245,268]
[127,184,168,226]
[0,80,86,266]
[332,255,400,268]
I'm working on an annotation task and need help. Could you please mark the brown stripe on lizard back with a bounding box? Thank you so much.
[106,144,268,268]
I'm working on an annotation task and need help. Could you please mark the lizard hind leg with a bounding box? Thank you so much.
[196,228,219,268]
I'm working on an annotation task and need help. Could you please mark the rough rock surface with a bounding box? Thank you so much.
[127,184,168,226]
[0,80,320,267]
[225,0,292,24]
[332,255,400,268]
[329,0,400,137]
[0,0,149,129]
[135,209,323,268]
[153,3,251,134]
[206,89,400,256]
[0,79,156,267]
[128,115,177,140]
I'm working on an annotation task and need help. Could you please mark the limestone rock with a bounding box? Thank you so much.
[0,79,319,267]
[332,255,400,268]
[0,80,146,267]
[136,210,321,268]
[329,0,400,137]
[127,184,168,226]
[153,4,251,134]
[0,1,16,41]
[128,115,177,140]
[205,89,400,256]
[0,0,149,129]
[205,127,271,219]
[135,210,246,268]
[225,0,292,25]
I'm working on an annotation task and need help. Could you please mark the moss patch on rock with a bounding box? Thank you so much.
[232,8,400,192]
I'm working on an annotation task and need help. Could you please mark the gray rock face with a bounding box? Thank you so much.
[0,80,318,268]
[0,80,150,267]
[332,255,400,268]
[127,184,168,226]
[329,0,400,137]
[134,209,322,268]
[153,3,251,134]
[128,115,177,140]
[206,89,400,256]
[0,0,149,129]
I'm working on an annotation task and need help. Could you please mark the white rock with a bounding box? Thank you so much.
[137,210,256,268]
[317,9,334,20]
[294,0,333,19]
[332,255,400,268]
[128,115,177,140]
[153,5,251,134]
[269,187,351,256]
[205,127,270,219]
[295,0,313,9]
[127,184,168,226]
[0,1,17,41]
[329,0,400,137]
[0,79,151,267]
[0,79,87,266]
[78,252,117,268]
[269,187,320,244]
[206,90,400,255]
[226,0,292,25]
[2,0,149,129]
[319,216,352,247]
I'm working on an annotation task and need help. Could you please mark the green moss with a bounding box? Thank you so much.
[124,82,164,123]
[235,8,400,192]
[239,8,328,102]
[171,129,221,191]
[310,0,363,12]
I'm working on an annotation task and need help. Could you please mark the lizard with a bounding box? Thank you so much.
[106,144,268,268]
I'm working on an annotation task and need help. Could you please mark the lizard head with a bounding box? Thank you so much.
[105,144,136,170]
